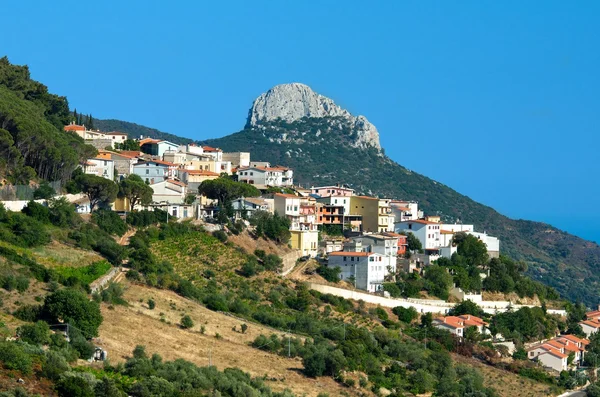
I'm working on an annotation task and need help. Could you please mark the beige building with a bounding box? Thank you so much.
[349,196,395,233]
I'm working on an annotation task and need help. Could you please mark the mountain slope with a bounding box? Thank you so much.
[198,84,600,306]
[93,118,193,145]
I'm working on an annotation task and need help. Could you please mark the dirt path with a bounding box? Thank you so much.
[117,228,136,246]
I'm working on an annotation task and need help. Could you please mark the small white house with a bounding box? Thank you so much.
[238,166,293,188]
[395,219,442,252]
[328,251,386,292]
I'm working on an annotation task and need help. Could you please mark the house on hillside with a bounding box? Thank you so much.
[580,308,600,337]
[345,234,398,276]
[311,185,354,197]
[178,169,220,192]
[433,315,489,337]
[527,334,588,372]
[237,165,294,189]
[97,150,137,179]
[395,219,442,252]
[231,197,271,218]
[139,138,179,157]
[316,195,363,232]
[327,251,386,292]
[273,193,318,257]
[82,158,115,181]
[150,179,187,204]
[350,196,394,233]
[133,160,177,184]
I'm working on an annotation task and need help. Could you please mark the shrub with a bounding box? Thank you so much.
[316,265,341,283]
[42,350,70,380]
[0,342,33,374]
[18,321,50,345]
[15,276,29,293]
[181,315,194,329]
[33,182,56,199]
[213,230,228,243]
[22,201,50,223]
[13,304,41,322]
[41,289,103,337]
[148,299,156,310]
[393,306,418,323]
[56,372,95,397]
[92,209,127,236]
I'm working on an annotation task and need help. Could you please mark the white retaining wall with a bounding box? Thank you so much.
[1,194,86,212]
[308,283,567,316]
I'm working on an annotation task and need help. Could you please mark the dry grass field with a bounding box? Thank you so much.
[97,281,365,397]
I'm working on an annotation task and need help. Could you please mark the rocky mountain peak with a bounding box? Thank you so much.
[246,83,381,150]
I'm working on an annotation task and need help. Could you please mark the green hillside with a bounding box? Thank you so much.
[93,118,193,145]
[201,117,600,306]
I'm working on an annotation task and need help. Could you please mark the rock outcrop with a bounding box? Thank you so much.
[247,83,381,150]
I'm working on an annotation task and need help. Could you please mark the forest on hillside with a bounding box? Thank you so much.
[0,57,96,185]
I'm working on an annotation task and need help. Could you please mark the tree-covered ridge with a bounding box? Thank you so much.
[93,118,193,145]
[0,57,97,184]
[202,117,600,306]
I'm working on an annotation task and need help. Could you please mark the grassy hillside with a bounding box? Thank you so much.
[201,117,600,306]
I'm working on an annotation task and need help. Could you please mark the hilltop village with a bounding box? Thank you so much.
[17,124,591,376]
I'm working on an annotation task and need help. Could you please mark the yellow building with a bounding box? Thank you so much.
[289,229,319,257]
[349,196,394,233]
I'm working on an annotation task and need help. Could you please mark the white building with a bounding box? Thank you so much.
[316,195,352,215]
[231,197,271,218]
[396,219,442,252]
[527,344,568,372]
[390,200,421,222]
[139,138,180,157]
[222,152,250,168]
[83,158,115,181]
[433,315,489,337]
[238,165,294,189]
[468,232,500,258]
[346,234,398,275]
[133,160,177,184]
[328,251,386,292]
[150,179,187,204]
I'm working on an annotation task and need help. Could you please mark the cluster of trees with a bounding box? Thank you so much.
[0,57,97,184]
[71,109,94,130]
[239,250,283,277]
[113,138,141,151]
[250,211,291,243]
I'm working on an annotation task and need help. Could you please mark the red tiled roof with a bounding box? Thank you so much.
[329,251,373,257]
[139,138,161,145]
[560,334,589,345]
[440,230,455,235]
[202,145,222,152]
[274,193,298,198]
[586,310,600,318]
[119,151,142,157]
[458,315,488,327]
[64,124,85,131]
[581,320,600,329]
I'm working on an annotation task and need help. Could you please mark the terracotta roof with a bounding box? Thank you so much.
[546,340,566,350]
[202,145,222,152]
[110,152,137,159]
[329,251,375,257]
[560,334,589,345]
[274,193,298,198]
[542,348,568,359]
[458,315,488,327]
[64,124,85,131]
[182,169,220,176]
[440,230,455,235]
[119,151,142,157]
[392,205,411,212]
[581,320,600,328]
[586,310,600,318]
[436,316,465,329]
[139,138,161,145]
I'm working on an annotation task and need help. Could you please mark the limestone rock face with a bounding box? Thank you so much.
[247,83,381,150]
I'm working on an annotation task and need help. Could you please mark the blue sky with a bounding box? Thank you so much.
[3,1,600,242]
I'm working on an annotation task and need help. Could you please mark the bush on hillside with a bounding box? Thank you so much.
[92,209,127,236]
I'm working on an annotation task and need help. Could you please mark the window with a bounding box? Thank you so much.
[408,224,412,229]
[334,199,338,204]
[250,172,254,176]
[351,257,354,262]
[146,169,149,175]
[343,256,347,261]
[294,206,298,211]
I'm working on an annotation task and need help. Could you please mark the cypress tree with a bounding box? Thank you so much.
[88,114,95,130]
[73,108,78,124]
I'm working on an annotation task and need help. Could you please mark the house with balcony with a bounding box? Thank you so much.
[231,197,271,218]
[133,160,177,184]
[237,165,294,189]
[395,219,442,253]
[346,234,398,276]
[327,251,386,292]
[274,193,318,257]
[82,158,115,181]
[316,195,362,232]
[349,196,394,233]
[311,185,355,197]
